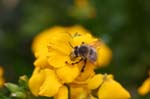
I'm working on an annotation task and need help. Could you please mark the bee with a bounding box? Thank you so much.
[68,41,101,72]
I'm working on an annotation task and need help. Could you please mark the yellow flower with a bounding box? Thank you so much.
[31,25,112,83]
[0,66,5,87]
[69,73,131,99]
[30,25,114,98]
[47,32,99,82]
[69,0,96,19]
[28,67,62,97]
[87,74,131,99]
[74,0,89,7]
[138,77,150,95]
[32,25,112,68]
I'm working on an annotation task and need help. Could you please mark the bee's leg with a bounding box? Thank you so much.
[71,58,83,65]
[65,58,83,65]
[81,58,87,72]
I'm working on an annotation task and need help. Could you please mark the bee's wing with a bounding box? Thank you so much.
[89,40,102,48]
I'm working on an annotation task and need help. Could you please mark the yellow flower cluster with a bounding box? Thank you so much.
[138,71,150,95]
[0,66,5,87]
[69,0,96,19]
[29,25,131,99]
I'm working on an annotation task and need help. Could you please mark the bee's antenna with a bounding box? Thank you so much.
[68,42,74,48]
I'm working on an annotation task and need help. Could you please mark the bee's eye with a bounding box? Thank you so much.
[74,50,78,56]
[73,46,79,56]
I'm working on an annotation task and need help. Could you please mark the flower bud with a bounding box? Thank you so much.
[5,83,21,92]
[11,92,26,98]
[19,75,28,90]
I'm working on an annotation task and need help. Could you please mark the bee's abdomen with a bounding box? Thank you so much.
[89,48,97,62]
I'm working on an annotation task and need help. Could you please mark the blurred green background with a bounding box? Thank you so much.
[0,0,150,99]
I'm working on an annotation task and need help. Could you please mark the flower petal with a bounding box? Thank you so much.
[32,26,66,55]
[70,85,89,99]
[39,69,62,97]
[54,86,68,99]
[96,43,112,67]
[75,62,95,82]
[28,67,45,96]
[56,65,80,83]
[34,55,50,68]
[67,25,91,36]
[138,78,150,95]
[0,78,4,88]
[98,78,131,99]
[73,34,97,46]
[47,32,74,68]
[48,32,74,55]
[87,74,104,90]
[48,51,70,68]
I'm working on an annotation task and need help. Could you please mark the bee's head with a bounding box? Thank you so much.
[70,46,79,60]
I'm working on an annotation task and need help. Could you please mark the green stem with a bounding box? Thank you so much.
[64,84,71,99]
